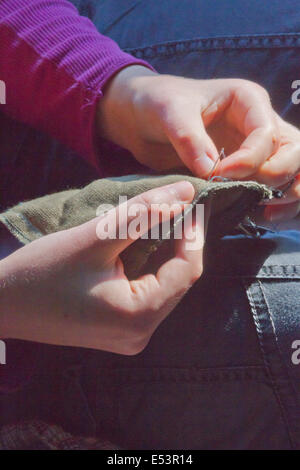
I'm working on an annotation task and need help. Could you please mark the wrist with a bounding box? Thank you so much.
[0,257,15,339]
[97,65,158,148]
[0,225,24,339]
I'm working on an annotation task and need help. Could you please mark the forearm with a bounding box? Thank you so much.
[0,0,155,167]
[0,246,42,393]
[0,235,25,340]
[0,258,15,340]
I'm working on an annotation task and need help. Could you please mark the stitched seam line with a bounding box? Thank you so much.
[0,214,33,244]
[98,366,268,386]
[258,281,300,404]
[124,33,300,58]
[205,265,300,279]
[245,280,295,448]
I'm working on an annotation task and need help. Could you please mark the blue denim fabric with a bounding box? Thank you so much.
[70,0,300,449]
[1,0,300,450]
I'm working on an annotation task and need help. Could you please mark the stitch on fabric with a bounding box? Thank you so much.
[258,280,300,437]
[0,215,33,244]
[208,148,273,239]
[104,366,268,386]
[125,33,300,59]
[244,281,294,447]
[206,274,300,280]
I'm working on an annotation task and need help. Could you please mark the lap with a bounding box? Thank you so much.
[31,228,298,449]
[2,0,300,448]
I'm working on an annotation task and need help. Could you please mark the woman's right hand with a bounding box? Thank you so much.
[98,67,279,178]
[0,181,204,355]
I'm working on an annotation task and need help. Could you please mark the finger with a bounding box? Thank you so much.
[95,180,195,256]
[129,213,204,324]
[159,220,204,288]
[217,85,279,179]
[252,144,300,188]
[156,212,204,309]
[163,107,219,177]
[264,175,300,206]
[264,200,300,222]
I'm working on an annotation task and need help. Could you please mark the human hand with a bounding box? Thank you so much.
[0,181,204,355]
[98,66,299,221]
[253,116,300,223]
[97,66,279,178]
[212,113,300,222]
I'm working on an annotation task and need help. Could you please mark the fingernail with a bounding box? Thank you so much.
[194,152,215,177]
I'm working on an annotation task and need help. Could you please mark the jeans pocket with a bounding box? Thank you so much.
[245,265,300,449]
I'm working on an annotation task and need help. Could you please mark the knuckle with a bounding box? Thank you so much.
[232,78,253,90]
[151,92,176,119]
[262,124,276,140]
[246,80,269,98]
[253,83,270,100]
[155,96,172,115]
[176,132,192,147]
[175,132,198,155]
[234,79,270,101]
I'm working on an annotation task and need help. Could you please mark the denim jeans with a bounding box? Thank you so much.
[1,0,300,449]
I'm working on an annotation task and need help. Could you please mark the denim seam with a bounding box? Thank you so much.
[206,274,300,280]
[258,280,300,440]
[245,280,296,449]
[124,33,300,59]
[97,366,269,386]
[259,282,300,405]
[205,265,300,279]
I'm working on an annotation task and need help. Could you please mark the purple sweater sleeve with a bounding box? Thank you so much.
[0,0,155,169]
[0,0,155,394]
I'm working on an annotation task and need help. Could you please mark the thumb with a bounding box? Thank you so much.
[75,180,195,261]
[164,111,219,178]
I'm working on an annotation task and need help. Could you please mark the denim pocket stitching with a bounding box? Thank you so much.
[124,33,300,59]
[205,265,300,279]
[245,279,297,448]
